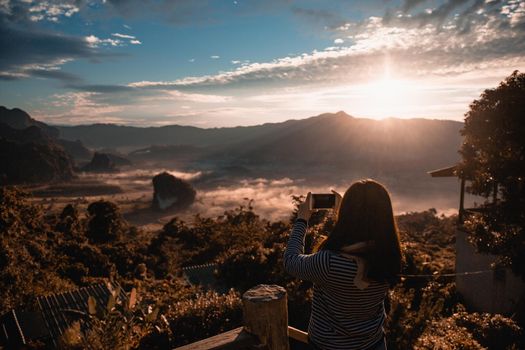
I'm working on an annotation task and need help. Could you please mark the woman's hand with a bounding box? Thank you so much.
[297,192,313,222]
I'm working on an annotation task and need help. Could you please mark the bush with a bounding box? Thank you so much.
[454,312,523,350]
[167,289,243,347]
[86,200,127,243]
[415,316,483,350]
[415,312,522,350]
[386,282,462,349]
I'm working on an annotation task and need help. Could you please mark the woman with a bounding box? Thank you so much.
[284,179,402,350]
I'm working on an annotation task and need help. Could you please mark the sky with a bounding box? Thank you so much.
[0,0,524,127]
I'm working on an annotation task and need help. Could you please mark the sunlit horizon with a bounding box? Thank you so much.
[1,0,524,127]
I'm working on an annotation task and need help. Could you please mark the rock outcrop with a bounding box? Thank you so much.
[152,172,196,210]
[58,139,92,162]
[81,152,117,172]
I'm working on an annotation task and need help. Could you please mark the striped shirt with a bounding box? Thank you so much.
[284,219,389,350]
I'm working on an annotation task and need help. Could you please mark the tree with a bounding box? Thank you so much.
[87,200,127,243]
[459,70,525,279]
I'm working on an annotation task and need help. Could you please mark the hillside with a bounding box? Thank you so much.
[0,106,59,138]
[57,112,462,157]
[57,112,463,183]
[0,106,463,188]
[0,106,92,163]
[0,123,74,184]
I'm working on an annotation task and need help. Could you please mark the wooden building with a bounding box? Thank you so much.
[429,166,525,315]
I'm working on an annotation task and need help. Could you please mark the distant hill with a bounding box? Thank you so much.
[56,118,312,149]
[1,107,463,187]
[224,112,463,171]
[57,111,463,182]
[0,123,74,184]
[0,106,59,138]
[0,106,93,163]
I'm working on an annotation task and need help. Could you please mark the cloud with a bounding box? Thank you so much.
[124,0,525,91]
[385,0,505,32]
[85,34,122,47]
[8,0,525,126]
[0,1,118,80]
[27,1,79,22]
[112,32,136,39]
[64,81,233,104]
[210,55,220,59]
[291,6,346,28]
[401,0,429,13]
[159,90,232,103]
[111,32,142,44]
[0,23,97,79]
[36,84,235,126]
[66,83,136,93]
[27,68,82,83]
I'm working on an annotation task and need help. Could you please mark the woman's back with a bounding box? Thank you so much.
[310,252,388,349]
[285,181,401,349]
[284,220,389,350]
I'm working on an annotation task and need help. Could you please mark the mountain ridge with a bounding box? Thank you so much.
[55,111,463,151]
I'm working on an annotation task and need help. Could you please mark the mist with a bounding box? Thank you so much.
[57,168,464,226]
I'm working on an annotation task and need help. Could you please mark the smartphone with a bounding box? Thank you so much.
[310,194,336,210]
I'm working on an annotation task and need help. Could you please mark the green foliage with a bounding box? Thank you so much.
[86,200,127,243]
[2,187,522,349]
[415,312,522,350]
[386,282,462,349]
[414,316,483,350]
[59,285,163,350]
[55,204,82,237]
[0,187,75,314]
[149,203,271,273]
[455,312,523,350]
[459,70,525,279]
[167,289,243,347]
[397,209,457,275]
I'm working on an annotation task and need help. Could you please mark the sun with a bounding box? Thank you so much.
[360,78,418,119]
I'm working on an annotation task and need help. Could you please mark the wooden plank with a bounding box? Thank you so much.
[428,165,457,177]
[173,327,258,350]
[288,326,308,344]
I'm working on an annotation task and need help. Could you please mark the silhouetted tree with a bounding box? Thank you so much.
[86,200,126,243]
[459,70,525,279]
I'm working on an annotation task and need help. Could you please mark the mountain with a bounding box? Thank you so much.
[0,123,74,184]
[0,106,59,138]
[0,106,92,163]
[56,118,309,150]
[58,139,92,162]
[2,107,464,187]
[204,112,463,183]
[226,112,462,169]
[58,111,463,183]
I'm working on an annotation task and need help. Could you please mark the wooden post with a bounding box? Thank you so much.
[242,284,289,350]
[459,177,465,224]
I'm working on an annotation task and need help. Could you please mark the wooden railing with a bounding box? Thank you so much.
[174,284,309,350]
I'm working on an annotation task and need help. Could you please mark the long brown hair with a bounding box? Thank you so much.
[318,179,402,283]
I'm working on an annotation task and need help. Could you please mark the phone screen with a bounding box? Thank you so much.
[311,194,336,209]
